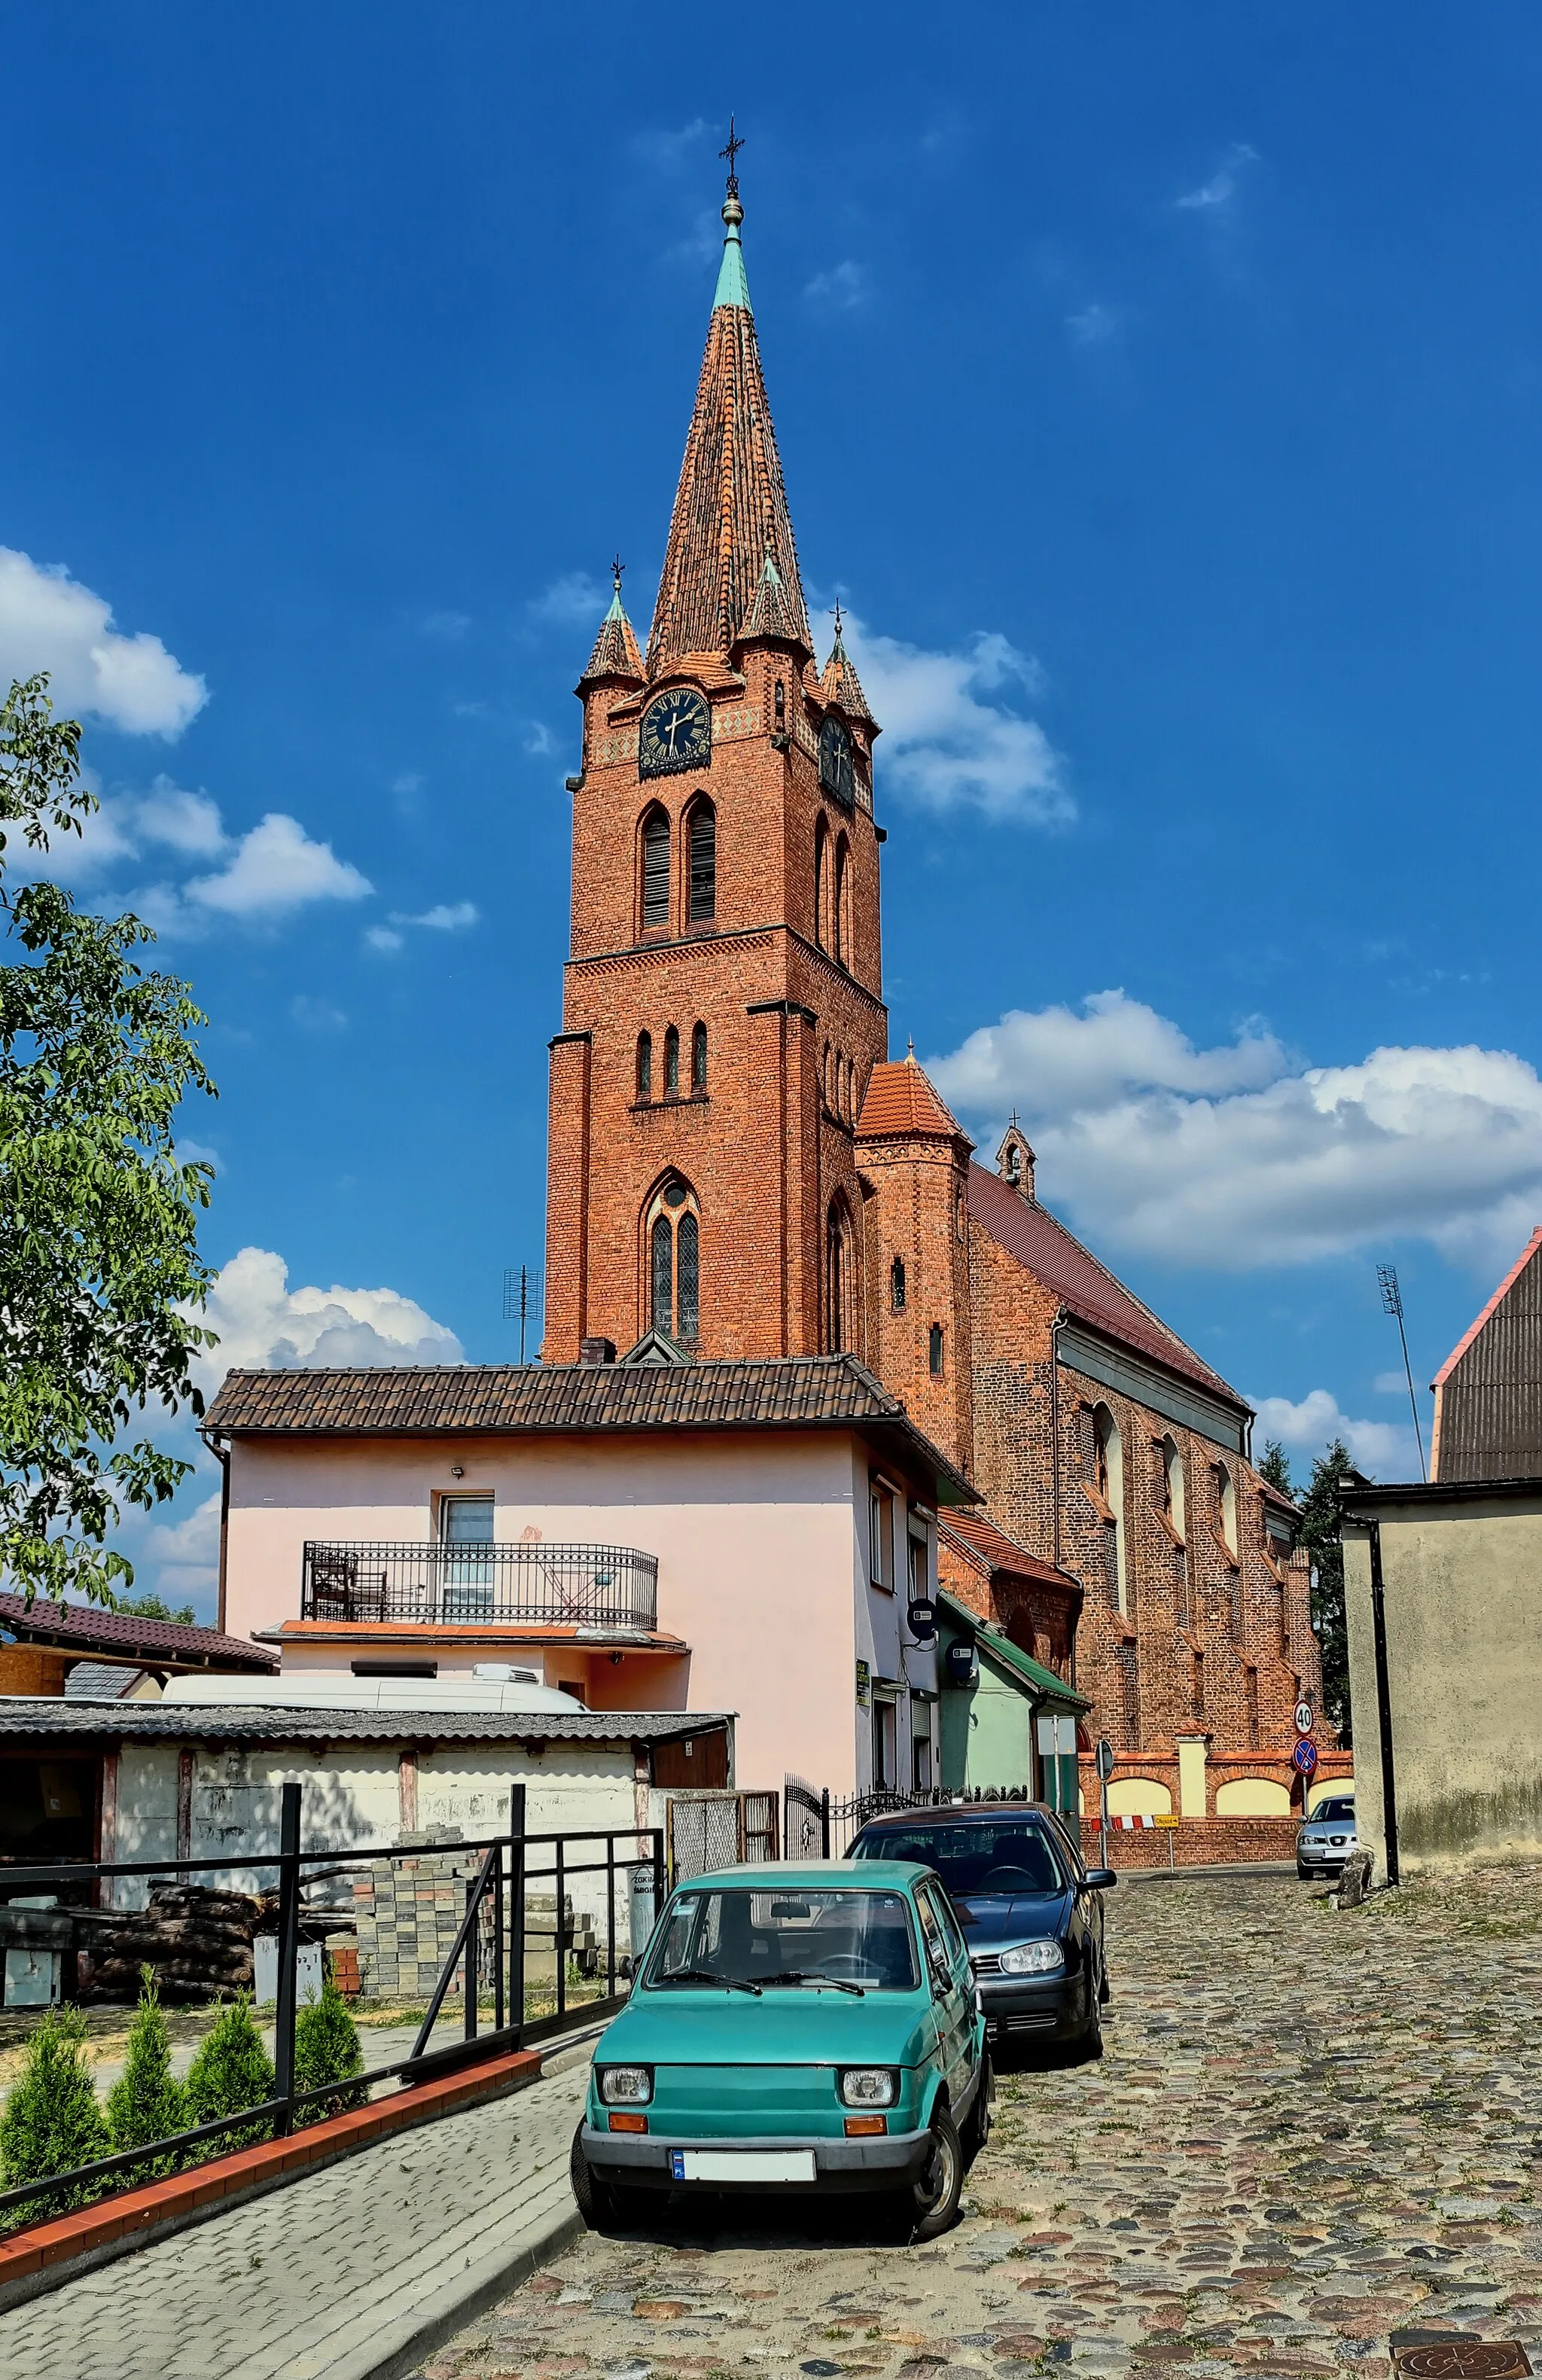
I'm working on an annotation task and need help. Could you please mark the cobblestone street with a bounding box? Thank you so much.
[427,1867,1542,2380]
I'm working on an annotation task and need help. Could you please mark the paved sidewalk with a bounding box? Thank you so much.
[0,2043,594,2380]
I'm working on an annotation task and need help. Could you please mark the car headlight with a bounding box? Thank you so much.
[997,1939,1065,1977]
[839,2067,899,2109]
[598,2065,654,2105]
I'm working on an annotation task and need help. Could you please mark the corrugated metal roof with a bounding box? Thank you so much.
[203,1353,978,1504]
[0,1594,276,1671]
[0,1699,731,1748]
[1431,1227,1542,1482]
[968,1164,1245,1411]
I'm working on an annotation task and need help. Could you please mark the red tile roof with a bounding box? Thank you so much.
[968,1163,1245,1412]
[0,1595,276,1671]
[855,1058,972,1144]
[938,1510,1080,1593]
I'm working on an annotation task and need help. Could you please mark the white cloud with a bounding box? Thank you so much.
[523,721,556,757]
[195,1246,463,1394]
[1373,1369,1411,1397]
[0,547,206,736]
[366,925,404,953]
[1250,1388,1421,1483]
[289,995,349,1034]
[389,901,479,932]
[930,988,1542,1272]
[184,813,372,918]
[840,613,1071,827]
[1067,303,1119,346]
[15,774,223,883]
[805,261,867,312]
[1177,142,1259,212]
[421,610,471,641]
[141,1490,223,1598]
[529,572,603,628]
[628,118,708,169]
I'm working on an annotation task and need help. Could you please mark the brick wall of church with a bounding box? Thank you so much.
[858,1128,976,1476]
[965,1219,1321,1766]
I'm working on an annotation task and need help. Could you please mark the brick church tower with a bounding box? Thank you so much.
[544,170,890,1362]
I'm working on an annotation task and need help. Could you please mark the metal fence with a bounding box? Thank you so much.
[0,1782,663,2235]
[785,1778,1042,1859]
[300,1540,658,1629]
[666,1790,779,1882]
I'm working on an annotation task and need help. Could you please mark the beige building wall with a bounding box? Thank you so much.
[1342,1488,1542,1877]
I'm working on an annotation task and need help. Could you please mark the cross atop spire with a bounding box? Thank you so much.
[611,554,625,596]
[720,116,744,197]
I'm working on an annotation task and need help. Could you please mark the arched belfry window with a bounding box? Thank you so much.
[834,834,852,966]
[826,1197,855,1355]
[663,1025,680,1099]
[687,800,716,924]
[641,807,671,931]
[814,819,830,952]
[635,1031,652,1102]
[645,1178,701,1342]
[691,1020,707,1093]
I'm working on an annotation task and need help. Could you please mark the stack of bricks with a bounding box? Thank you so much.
[328,1937,361,1998]
[352,1841,482,2002]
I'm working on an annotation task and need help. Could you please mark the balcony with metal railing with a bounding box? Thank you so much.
[300,1541,659,1632]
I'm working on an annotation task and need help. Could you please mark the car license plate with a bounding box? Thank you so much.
[669,2149,817,2183]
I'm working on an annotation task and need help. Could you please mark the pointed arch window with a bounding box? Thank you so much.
[1160,1435,1186,1543]
[1217,1462,1238,1559]
[815,819,830,952]
[1094,1403,1128,1614]
[687,800,716,923]
[636,1031,653,1102]
[827,1198,855,1355]
[834,834,852,966]
[641,807,671,931]
[691,1020,708,1094]
[663,1025,679,1098]
[645,1178,701,1343]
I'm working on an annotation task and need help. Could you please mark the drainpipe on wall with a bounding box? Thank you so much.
[1365,1514,1401,1887]
[1050,1306,1066,1574]
[200,1429,232,1635]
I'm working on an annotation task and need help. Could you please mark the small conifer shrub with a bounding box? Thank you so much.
[293,1974,367,2126]
[184,1996,276,2153]
[105,1967,189,2184]
[0,2007,109,2229]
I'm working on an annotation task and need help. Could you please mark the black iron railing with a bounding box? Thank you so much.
[0,1786,665,2236]
[300,1540,659,1629]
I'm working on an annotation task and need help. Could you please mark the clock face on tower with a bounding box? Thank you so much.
[819,715,855,808]
[639,687,711,779]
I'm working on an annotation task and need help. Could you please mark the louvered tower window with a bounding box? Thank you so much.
[641,809,671,929]
[687,802,716,922]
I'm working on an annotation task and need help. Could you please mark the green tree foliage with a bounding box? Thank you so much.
[1257,1438,1294,1497]
[1297,1437,1352,1745]
[105,1967,188,2183]
[293,1974,367,2126]
[0,2007,110,2227]
[184,1998,276,2153]
[0,673,217,1607]
[114,1591,197,1625]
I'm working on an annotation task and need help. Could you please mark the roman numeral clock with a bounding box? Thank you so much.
[639,687,711,778]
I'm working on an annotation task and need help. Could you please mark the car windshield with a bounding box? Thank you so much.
[852,1820,1068,1898]
[644,1888,920,1991]
[1313,1798,1355,1823]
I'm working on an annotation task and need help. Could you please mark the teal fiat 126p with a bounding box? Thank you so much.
[571,1862,990,2239]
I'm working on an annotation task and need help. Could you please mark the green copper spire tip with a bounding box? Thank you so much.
[714,194,752,312]
[604,584,627,621]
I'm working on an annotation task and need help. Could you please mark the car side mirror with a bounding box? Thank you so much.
[1083,1868,1117,1890]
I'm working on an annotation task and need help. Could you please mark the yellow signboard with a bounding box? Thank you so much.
[1153,1814,1181,1829]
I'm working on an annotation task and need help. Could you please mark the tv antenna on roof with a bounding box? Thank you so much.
[502,1266,544,1366]
[1376,1263,1427,1481]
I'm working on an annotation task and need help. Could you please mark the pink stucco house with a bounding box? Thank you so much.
[203,1352,976,1797]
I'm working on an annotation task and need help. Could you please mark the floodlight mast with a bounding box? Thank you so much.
[1377,1263,1427,1481]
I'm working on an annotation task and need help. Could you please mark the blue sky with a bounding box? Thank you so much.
[5,5,1542,1614]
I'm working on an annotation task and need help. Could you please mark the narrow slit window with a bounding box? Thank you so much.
[641,809,671,929]
[687,803,716,922]
[691,1021,707,1093]
[663,1025,679,1097]
[676,1213,699,1339]
[890,1257,907,1312]
[651,1214,673,1333]
[636,1031,652,1102]
[928,1323,944,1376]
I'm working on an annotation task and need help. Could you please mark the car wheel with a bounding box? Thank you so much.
[1099,1963,1112,2006]
[1297,1863,1315,1881]
[960,2050,994,2165]
[569,2123,635,2232]
[1077,1972,1105,2062]
[905,2104,965,2242]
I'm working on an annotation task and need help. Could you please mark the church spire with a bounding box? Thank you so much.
[645,153,812,679]
[820,602,877,729]
[577,557,644,690]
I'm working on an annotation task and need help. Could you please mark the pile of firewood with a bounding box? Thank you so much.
[79,1882,263,2004]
